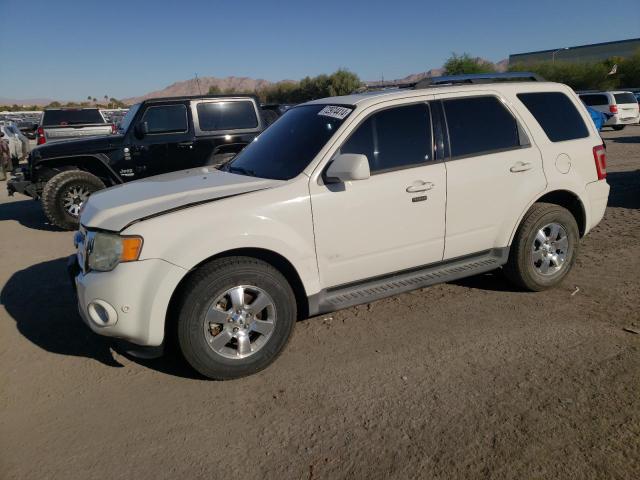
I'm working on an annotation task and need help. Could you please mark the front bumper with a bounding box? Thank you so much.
[6,170,37,198]
[68,254,187,346]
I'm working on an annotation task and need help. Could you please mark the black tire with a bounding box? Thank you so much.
[177,256,297,380]
[504,202,579,292]
[611,125,625,131]
[41,170,105,230]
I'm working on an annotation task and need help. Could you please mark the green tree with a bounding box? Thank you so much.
[443,53,496,75]
[207,85,221,94]
[508,61,617,90]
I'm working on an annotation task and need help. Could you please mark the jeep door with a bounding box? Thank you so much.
[128,102,194,178]
[309,101,447,287]
[436,93,546,259]
[189,99,263,169]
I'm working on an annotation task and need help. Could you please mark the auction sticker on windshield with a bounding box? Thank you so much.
[318,106,352,120]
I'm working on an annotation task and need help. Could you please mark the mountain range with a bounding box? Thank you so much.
[2,58,508,106]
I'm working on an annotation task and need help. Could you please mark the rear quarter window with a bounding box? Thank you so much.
[196,101,258,131]
[517,92,590,143]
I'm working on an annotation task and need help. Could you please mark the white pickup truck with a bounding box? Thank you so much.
[36,108,114,145]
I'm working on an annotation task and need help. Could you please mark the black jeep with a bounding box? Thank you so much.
[8,94,275,230]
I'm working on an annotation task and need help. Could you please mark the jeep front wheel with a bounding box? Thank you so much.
[177,257,297,380]
[41,170,105,230]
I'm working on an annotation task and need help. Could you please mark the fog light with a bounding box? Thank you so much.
[87,300,118,326]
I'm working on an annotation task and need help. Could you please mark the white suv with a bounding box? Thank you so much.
[70,75,610,379]
[579,91,640,130]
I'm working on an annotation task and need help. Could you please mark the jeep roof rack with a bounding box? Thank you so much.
[360,72,545,93]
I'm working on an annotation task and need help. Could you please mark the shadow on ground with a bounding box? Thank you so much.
[606,135,639,144]
[607,170,640,209]
[0,257,201,379]
[0,196,61,232]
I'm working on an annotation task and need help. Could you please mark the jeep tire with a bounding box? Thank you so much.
[177,257,297,380]
[41,170,105,230]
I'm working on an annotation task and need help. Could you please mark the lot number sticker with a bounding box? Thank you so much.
[318,106,352,120]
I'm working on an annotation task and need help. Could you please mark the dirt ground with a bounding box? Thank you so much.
[1,128,639,480]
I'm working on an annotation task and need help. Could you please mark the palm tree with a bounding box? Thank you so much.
[104,95,109,108]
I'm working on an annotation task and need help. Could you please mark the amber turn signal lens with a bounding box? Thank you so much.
[120,237,143,262]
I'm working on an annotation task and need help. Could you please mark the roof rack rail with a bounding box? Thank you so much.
[414,72,545,88]
[359,72,545,93]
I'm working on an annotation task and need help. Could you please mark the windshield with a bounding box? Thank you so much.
[224,104,353,180]
[42,109,105,126]
[118,104,140,133]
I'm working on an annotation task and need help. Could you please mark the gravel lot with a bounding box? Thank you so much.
[1,128,639,479]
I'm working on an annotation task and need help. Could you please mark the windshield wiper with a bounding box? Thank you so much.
[226,165,258,177]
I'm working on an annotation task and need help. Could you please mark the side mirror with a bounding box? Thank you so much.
[325,153,370,183]
[134,121,149,139]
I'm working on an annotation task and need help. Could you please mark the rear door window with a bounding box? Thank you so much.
[579,94,608,106]
[518,92,589,142]
[340,103,433,173]
[196,101,258,131]
[443,96,521,158]
[613,92,637,104]
[141,104,188,134]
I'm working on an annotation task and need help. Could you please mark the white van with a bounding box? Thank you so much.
[579,91,640,130]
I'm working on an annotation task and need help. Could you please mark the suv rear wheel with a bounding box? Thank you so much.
[504,202,579,291]
[611,125,625,131]
[41,170,105,230]
[177,257,296,380]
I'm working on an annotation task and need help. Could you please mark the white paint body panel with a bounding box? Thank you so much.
[75,81,609,347]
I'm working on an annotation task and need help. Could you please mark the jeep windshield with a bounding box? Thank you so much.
[224,104,353,180]
[117,103,141,134]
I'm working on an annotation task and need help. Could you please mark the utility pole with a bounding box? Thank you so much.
[195,73,202,95]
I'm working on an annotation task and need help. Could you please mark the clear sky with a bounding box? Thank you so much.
[0,0,638,101]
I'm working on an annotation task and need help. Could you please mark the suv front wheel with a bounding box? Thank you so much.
[177,257,297,380]
[504,202,579,291]
[41,170,105,230]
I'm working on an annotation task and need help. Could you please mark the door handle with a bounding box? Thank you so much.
[178,141,194,148]
[406,181,435,193]
[510,161,532,173]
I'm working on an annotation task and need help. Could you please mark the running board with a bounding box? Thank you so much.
[308,248,508,316]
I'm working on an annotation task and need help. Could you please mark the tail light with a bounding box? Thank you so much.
[609,104,618,114]
[593,145,607,180]
[110,124,117,134]
[36,127,46,145]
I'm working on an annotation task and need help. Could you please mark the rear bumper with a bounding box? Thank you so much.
[585,180,610,232]
[606,114,640,125]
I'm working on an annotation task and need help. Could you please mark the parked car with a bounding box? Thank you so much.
[68,73,610,380]
[0,124,31,166]
[36,108,115,145]
[17,120,38,139]
[7,95,273,229]
[578,91,640,130]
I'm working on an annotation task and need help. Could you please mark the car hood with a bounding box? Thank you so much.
[81,167,283,231]
[34,135,122,159]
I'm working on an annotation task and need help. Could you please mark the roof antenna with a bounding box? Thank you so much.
[195,73,202,95]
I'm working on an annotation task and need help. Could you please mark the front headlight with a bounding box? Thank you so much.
[87,232,143,272]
